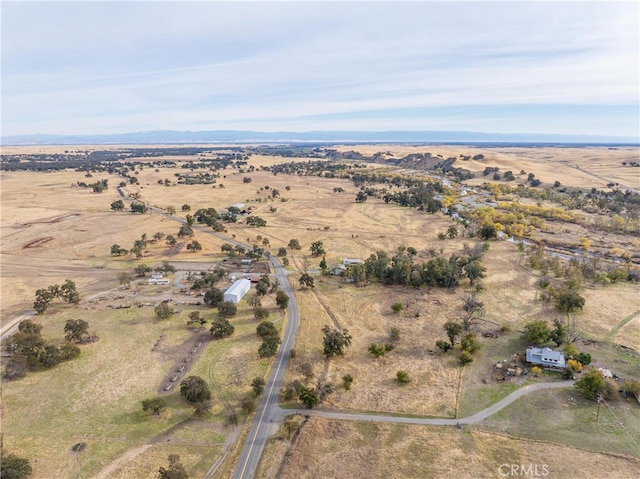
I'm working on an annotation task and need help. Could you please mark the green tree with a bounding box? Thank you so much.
[186,240,202,252]
[258,334,281,358]
[33,288,54,314]
[134,264,152,276]
[310,240,326,256]
[217,301,237,318]
[181,204,191,211]
[180,376,211,403]
[276,290,289,310]
[355,191,368,202]
[142,397,167,416]
[574,369,608,400]
[299,273,315,289]
[288,239,301,250]
[246,216,267,227]
[154,302,174,320]
[158,454,188,479]
[210,317,235,338]
[204,287,224,307]
[18,320,42,336]
[177,225,194,238]
[463,260,486,285]
[130,201,148,214]
[443,321,463,346]
[322,326,352,358]
[64,319,89,342]
[110,199,124,211]
[299,386,320,408]
[39,345,62,368]
[479,224,497,240]
[256,321,278,338]
[319,255,328,272]
[342,374,354,390]
[277,247,287,257]
[549,319,568,346]
[165,235,177,246]
[575,352,592,366]
[1,454,33,479]
[554,287,586,313]
[447,224,458,239]
[255,279,269,296]
[522,320,551,344]
[251,377,266,397]
[155,261,176,274]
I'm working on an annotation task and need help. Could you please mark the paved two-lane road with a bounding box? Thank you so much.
[231,255,300,479]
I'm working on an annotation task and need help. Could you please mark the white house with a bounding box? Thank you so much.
[342,258,361,266]
[224,279,251,304]
[525,347,566,369]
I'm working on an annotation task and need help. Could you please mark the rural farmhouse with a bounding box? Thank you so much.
[525,347,566,369]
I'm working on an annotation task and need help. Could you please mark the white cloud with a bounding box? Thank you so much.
[2,1,638,137]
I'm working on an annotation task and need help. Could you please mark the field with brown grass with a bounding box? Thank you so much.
[1,144,638,478]
[272,416,639,479]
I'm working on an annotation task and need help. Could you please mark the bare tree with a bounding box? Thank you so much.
[462,292,484,331]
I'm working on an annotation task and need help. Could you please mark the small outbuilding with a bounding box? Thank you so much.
[525,347,566,369]
[342,258,361,265]
[598,368,613,379]
[224,279,251,304]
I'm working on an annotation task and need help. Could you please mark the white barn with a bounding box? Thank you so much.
[224,279,251,304]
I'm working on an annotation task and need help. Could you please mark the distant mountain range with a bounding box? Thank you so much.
[2,129,638,146]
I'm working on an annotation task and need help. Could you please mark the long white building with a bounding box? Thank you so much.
[224,279,251,304]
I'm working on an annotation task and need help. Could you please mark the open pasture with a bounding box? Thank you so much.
[2,144,639,477]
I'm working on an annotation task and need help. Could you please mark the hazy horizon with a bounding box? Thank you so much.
[2,1,639,139]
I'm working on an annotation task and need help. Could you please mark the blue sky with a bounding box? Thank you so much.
[2,1,639,138]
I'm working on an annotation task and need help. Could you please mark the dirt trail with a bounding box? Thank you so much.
[90,445,151,479]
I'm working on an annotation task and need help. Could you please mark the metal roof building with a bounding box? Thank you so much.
[525,347,566,369]
[224,279,251,304]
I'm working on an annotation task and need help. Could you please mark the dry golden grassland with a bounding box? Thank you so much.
[332,143,640,189]
[289,281,461,417]
[274,417,640,479]
[1,144,639,477]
